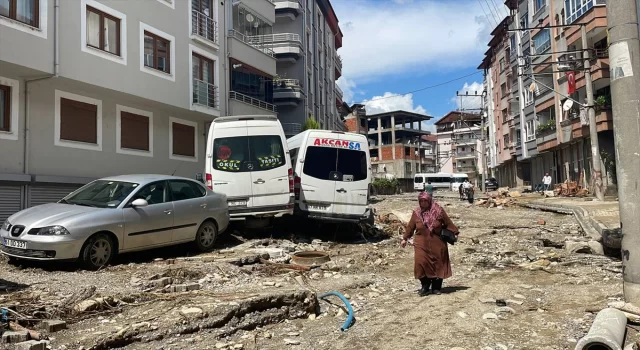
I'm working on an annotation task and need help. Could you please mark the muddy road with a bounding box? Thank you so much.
[0,193,622,350]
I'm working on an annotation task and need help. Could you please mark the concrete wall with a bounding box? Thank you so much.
[241,0,276,23]
[228,38,277,77]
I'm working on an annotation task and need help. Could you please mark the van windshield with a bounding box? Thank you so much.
[213,135,285,173]
[414,176,424,183]
[303,146,367,182]
[452,177,468,183]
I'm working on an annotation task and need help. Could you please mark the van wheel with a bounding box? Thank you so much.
[195,221,218,252]
[80,233,114,270]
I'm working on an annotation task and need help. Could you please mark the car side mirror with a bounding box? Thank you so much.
[131,199,149,208]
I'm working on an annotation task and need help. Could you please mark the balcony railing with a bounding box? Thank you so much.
[335,55,342,70]
[228,30,275,57]
[282,123,302,135]
[192,10,218,44]
[250,33,301,45]
[335,83,343,99]
[593,48,609,59]
[272,79,301,88]
[229,91,277,112]
[457,166,476,173]
[193,79,218,109]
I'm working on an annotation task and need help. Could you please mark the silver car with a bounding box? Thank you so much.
[0,175,229,269]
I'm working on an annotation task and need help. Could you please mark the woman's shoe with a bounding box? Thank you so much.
[431,289,442,295]
[419,287,431,297]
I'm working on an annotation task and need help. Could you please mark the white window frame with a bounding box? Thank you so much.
[532,29,551,54]
[189,44,220,116]
[0,76,19,141]
[525,120,536,141]
[54,90,102,151]
[169,117,198,162]
[188,0,219,50]
[139,22,176,82]
[533,0,546,14]
[80,0,127,65]
[0,0,48,39]
[116,105,153,158]
[157,0,175,9]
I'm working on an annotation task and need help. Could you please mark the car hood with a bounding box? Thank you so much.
[8,203,101,228]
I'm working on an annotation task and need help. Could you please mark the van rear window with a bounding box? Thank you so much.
[414,176,424,183]
[213,136,285,173]
[303,146,367,182]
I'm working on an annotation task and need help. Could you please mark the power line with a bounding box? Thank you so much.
[481,0,499,26]
[357,71,482,105]
[477,0,497,27]
[489,0,506,19]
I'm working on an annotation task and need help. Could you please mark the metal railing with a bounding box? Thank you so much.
[272,79,301,88]
[457,166,476,173]
[192,10,217,44]
[249,33,301,45]
[335,83,343,98]
[193,79,218,109]
[229,91,277,112]
[282,123,302,135]
[228,30,275,57]
[594,48,609,59]
[273,0,302,6]
[335,55,342,70]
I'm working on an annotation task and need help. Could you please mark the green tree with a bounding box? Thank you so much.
[302,115,320,131]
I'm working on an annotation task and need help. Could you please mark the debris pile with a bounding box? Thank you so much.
[476,188,519,208]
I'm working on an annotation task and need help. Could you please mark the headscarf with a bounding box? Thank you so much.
[413,192,444,231]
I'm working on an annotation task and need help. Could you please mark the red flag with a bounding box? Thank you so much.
[566,71,576,94]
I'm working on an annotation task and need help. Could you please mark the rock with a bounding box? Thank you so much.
[233,345,244,349]
[521,259,551,270]
[450,348,466,350]
[456,311,469,318]
[73,299,99,313]
[544,190,555,197]
[284,339,301,345]
[537,219,546,225]
[294,276,306,286]
[151,277,173,287]
[307,314,317,320]
[495,344,508,350]
[15,340,47,350]
[565,241,604,255]
[41,319,66,332]
[508,191,521,197]
[482,313,499,320]
[215,343,228,349]
[287,332,300,337]
[2,331,29,343]
[263,332,272,339]
[336,308,345,317]
[587,241,605,255]
[262,281,276,287]
[495,306,516,314]
[513,294,526,299]
[311,272,321,279]
[373,258,383,266]
[506,299,524,305]
[475,199,488,206]
[479,297,497,304]
[180,307,204,317]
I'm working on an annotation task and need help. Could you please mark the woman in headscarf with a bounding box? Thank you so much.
[401,192,459,296]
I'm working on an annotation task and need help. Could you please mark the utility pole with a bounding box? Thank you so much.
[607,0,640,305]
[582,26,605,201]
[515,13,528,159]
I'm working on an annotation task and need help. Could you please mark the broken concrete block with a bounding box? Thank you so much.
[151,277,173,287]
[508,191,521,198]
[2,330,29,343]
[15,340,47,350]
[73,299,99,313]
[185,283,201,291]
[41,319,66,332]
[543,191,555,197]
[565,241,603,255]
[537,219,546,225]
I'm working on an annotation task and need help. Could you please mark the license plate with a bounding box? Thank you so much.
[228,200,247,207]
[3,239,27,249]
[308,205,329,211]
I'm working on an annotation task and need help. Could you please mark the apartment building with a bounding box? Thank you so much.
[363,111,435,180]
[434,112,482,180]
[480,0,615,192]
[270,0,344,137]
[0,0,227,221]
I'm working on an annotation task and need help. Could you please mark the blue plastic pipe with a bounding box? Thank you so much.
[318,291,355,331]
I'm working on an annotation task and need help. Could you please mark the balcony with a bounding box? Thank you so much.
[456,166,476,173]
[335,83,343,101]
[564,2,607,45]
[252,33,303,63]
[229,31,275,57]
[456,151,476,160]
[228,30,276,76]
[272,79,303,106]
[191,10,218,45]
[282,123,302,137]
[273,0,303,19]
[335,55,342,78]
[536,126,558,152]
[454,139,478,147]
[229,91,276,113]
[192,79,218,109]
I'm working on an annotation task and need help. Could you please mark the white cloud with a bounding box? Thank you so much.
[334,0,496,80]
[451,81,484,110]
[336,76,357,103]
[363,92,427,115]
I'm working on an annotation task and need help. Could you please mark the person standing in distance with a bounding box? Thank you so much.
[542,173,552,191]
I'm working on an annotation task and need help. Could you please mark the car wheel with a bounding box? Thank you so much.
[195,221,218,252]
[80,233,114,270]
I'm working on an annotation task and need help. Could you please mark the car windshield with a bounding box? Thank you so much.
[452,177,468,183]
[63,180,139,208]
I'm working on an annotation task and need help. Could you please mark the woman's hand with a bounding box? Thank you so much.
[400,239,407,248]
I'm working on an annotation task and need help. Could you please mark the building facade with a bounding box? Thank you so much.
[271,0,344,137]
[434,112,482,180]
[0,0,228,221]
[480,0,615,192]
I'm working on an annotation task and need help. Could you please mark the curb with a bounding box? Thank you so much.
[518,201,621,250]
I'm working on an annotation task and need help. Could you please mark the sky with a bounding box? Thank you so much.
[333,0,509,131]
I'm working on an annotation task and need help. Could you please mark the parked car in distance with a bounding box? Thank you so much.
[0,175,229,269]
[485,177,499,191]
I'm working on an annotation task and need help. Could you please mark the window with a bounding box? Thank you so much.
[192,52,215,108]
[405,162,412,174]
[212,135,286,173]
[526,120,536,141]
[534,0,545,13]
[55,90,102,151]
[503,134,509,149]
[144,31,170,73]
[303,147,367,182]
[521,13,528,30]
[86,6,120,56]
[0,84,10,132]
[516,129,522,144]
[565,0,599,25]
[0,0,39,27]
[192,0,213,17]
[510,35,516,54]
[501,83,507,97]
[157,0,175,9]
[170,118,197,160]
[191,0,216,43]
[532,29,551,54]
[116,105,153,157]
[414,176,424,184]
[169,180,206,201]
[65,180,138,209]
[132,181,169,205]
[499,58,504,72]
[525,89,535,106]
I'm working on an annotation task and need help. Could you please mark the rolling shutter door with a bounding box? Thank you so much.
[30,185,82,207]
[0,185,22,222]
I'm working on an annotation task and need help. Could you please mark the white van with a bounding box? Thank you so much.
[414,173,453,191]
[451,173,469,192]
[287,130,372,223]
[205,116,293,221]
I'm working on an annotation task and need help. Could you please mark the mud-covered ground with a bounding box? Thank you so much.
[0,193,624,350]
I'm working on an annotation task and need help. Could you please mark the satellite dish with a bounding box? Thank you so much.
[528,83,538,92]
[563,99,574,111]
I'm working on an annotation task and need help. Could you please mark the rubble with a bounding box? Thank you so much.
[40,320,66,332]
[15,340,47,350]
[2,330,29,343]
